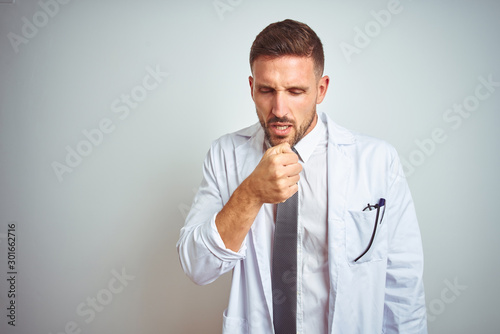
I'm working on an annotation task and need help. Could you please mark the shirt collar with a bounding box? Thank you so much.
[294,115,327,163]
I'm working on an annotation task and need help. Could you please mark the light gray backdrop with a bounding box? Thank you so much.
[1,0,499,333]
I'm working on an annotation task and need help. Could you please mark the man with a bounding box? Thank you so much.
[177,19,427,334]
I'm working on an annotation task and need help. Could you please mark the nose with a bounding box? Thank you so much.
[271,91,288,118]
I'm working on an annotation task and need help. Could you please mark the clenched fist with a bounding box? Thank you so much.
[215,142,302,251]
[245,142,302,204]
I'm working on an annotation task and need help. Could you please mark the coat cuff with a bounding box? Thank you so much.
[202,213,247,261]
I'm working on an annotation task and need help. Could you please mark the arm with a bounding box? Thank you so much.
[382,154,428,333]
[177,141,301,285]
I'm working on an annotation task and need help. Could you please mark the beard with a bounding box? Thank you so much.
[258,108,317,147]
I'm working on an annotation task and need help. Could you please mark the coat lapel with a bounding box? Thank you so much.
[321,112,355,332]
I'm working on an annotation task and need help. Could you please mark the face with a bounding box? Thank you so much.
[249,56,329,147]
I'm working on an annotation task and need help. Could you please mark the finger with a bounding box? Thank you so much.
[267,142,292,155]
[282,153,300,165]
[275,152,300,166]
[286,183,299,198]
[274,183,299,204]
[286,174,300,186]
[282,162,302,176]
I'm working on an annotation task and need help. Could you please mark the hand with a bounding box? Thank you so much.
[244,142,302,204]
[215,142,301,251]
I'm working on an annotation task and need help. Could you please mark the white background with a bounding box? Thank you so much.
[0,0,499,333]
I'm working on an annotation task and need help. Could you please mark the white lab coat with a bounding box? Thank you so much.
[177,112,427,334]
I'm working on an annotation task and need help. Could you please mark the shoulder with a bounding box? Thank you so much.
[321,112,399,165]
[321,112,397,157]
[322,112,405,186]
[351,129,397,156]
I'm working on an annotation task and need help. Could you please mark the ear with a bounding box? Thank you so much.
[316,75,330,104]
[249,76,255,101]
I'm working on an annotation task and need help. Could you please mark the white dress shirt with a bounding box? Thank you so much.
[265,117,329,333]
[293,118,329,334]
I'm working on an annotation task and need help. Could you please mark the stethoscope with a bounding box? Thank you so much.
[354,198,386,262]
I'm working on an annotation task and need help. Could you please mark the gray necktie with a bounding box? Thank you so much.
[272,178,298,333]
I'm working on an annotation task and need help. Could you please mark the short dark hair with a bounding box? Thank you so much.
[249,19,325,77]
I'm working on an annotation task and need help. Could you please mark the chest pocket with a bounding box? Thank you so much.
[345,209,388,265]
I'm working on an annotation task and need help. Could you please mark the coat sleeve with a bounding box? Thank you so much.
[176,142,247,285]
[382,153,428,333]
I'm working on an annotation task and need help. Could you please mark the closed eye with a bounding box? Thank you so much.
[259,88,273,93]
[289,89,305,95]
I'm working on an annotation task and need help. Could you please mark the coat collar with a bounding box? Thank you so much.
[234,122,265,185]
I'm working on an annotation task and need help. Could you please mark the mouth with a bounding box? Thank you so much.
[269,122,293,136]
